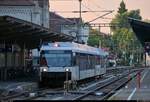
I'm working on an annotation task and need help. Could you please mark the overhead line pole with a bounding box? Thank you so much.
[79,0,82,22]
[77,0,82,43]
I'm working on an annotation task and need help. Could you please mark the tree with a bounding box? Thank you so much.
[110,1,143,66]
[87,29,100,47]
[87,29,111,48]
[118,0,127,15]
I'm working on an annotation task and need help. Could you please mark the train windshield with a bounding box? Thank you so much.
[41,50,71,67]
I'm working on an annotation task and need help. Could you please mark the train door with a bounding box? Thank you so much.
[76,53,81,79]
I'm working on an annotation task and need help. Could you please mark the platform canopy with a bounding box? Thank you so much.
[0,16,74,49]
[129,18,150,46]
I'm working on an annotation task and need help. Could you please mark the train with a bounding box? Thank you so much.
[32,42,109,87]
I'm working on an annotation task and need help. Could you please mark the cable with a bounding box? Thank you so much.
[81,2,100,17]
[81,2,114,20]
[50,10,113,13]
[86,10,114,23]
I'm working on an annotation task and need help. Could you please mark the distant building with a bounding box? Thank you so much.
[63,18,89,44]
[0,0,49,28]
[50,12,90,44]
[49,12,73,34]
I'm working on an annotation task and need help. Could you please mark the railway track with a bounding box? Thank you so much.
[21,88,63,100]
[25,68,143,100]
[1,67,144,101]
[72,69,143,100]
[0,87,61,101]
[0,92,25,102]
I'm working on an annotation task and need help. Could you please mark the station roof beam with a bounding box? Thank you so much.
[129,18,150,46]
[0,16,75,49]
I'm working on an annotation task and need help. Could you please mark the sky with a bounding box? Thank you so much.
[49,0,150,33]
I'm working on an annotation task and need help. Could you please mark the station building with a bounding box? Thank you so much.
[0,0,49,28]
[0,0,74,81]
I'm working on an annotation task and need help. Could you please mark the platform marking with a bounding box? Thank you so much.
[127,88,136,100]
[108,89,123,100]
[51,97,63,100]
[127,69,148,100]
[141,69,148,82]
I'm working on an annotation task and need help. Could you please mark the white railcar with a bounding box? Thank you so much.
[32,42,108,87]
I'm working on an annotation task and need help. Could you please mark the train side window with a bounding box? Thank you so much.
[72,56,76,66]
[72,52,76,66]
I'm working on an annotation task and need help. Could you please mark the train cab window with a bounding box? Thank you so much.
[45,54,71,67]
[41,50,71,67]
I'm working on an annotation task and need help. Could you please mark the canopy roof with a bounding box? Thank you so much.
[0,16,74,49]
[129,18,150,46]
[0,0,35,6]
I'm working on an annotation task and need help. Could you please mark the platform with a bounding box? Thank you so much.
[109,68,150,100]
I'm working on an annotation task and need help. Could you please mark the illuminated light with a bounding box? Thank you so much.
[43,68,48,72]
[54,43,59,47]
[65,68,70,72]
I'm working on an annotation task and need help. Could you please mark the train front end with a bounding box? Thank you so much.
[39,45,72,88]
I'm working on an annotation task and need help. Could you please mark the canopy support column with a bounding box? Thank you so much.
[4,41,7,81]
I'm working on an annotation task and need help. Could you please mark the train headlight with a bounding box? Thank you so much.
[43,68,48,72]
[65,68,70,72]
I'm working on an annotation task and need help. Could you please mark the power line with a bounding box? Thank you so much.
[50,0,114,22]
[81,2,101,18]
[81,3,113,20]
[86,10,114,23]
[51,10,113,13]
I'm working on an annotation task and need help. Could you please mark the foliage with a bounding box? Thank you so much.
[87,1,144,66]
[118,0,128,14]
[87,29,111,48]
[87,29,100,47]
[111,9,142,32]
[110,1,143,65]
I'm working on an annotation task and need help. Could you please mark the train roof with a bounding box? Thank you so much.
[41,42,109,56]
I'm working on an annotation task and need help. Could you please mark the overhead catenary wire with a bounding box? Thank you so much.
[86,10,114,23]
[81,2,113,20]
[50,10,113,13]
[50,0,114,24]
[81,2,102,17]
[85,0,114,20]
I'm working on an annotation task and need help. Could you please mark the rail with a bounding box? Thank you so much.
[72,68,143,100]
